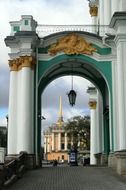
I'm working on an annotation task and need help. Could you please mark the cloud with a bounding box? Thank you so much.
[0,0,92,127]
[42,76,90,127]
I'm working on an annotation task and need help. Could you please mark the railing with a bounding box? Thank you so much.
[0,152,27,189]
[36,24,116,37]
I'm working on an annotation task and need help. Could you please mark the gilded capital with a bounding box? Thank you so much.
[8,59,18,71]
[89,5,98,17]
[20,56,36,69]
[89,101,97,109]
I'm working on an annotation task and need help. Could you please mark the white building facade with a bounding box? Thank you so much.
[4,1,126,174]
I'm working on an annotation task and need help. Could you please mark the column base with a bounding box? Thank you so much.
[108,152,117,170]
[94,153,102,165]
[24,154,36,169]
[101,153,108,165]
[115,151,126,175]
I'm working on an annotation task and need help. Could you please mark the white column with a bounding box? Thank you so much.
[103,0,111,25]
[111,0,118,16]
[8,60,18,154]
[89,4,98,34]
[112,59,119,151]
[119,0,126,11]
[89,101,97,165]
[16,61,22,154]
[52,132,54,151]
[58,133,61,151]
[65,133,67,150]
[116,37,126,150]
[17,56,34,154]
[96,92,103,153]
[99,0,104,25]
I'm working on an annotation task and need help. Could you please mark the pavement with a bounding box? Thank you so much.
[6,165,126,190]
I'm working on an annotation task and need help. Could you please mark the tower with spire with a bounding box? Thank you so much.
[43,96,68,162]
[57,96,64,127]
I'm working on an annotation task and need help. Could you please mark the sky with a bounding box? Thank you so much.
[0,0,92,128]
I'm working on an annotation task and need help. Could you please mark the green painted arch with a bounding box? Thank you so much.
[37,53,113,152]
[38,54,112,98]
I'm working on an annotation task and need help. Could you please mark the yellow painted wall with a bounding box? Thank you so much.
[47,152,68,161]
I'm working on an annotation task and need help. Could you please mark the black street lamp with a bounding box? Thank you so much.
[67,73,77,106]
[68,89,77,106]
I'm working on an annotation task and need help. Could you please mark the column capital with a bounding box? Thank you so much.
[20,55,36,69]
[89,101,97,109]
[8,56,36,71]
[89,5,98,17]
[8,59,18,71]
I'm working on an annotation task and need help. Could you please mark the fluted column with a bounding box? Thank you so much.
[17,56,35,154]
[58,133,61,151]
[89,101,97,165]
[8,60,18,154]
[65,133,67,151]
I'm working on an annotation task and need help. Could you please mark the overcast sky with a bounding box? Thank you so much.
[0,0,92,128]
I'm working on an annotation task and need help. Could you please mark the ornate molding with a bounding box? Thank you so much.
[89,101,97,109]
[89,5,98,17]
[48,33,97,56]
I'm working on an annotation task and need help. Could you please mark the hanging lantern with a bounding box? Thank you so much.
[68,89,77,106]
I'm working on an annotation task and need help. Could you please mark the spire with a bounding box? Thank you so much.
[57,96,64,127]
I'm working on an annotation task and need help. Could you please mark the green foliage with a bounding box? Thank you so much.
[65,115,90,150]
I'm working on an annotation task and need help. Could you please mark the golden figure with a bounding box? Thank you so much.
[48,33,97,56]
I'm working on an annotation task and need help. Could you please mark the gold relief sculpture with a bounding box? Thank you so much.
[89,5,98,17]
[8,56,36,71]
[89,101,97,109]
[48,33,97,56]
[8,60,18,71]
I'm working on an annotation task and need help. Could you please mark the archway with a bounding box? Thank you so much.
[36,31,113,166]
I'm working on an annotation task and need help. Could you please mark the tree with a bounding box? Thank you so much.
[65,115,90,151]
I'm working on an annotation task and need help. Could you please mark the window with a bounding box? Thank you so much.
[62,155,64,160]
[61,133,64,137]
[24,20,29,25]
[61,143,64,150]
[13,26,19,32]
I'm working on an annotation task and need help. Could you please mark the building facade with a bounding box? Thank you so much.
[43,97,68,162]
[5,0,126,175]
